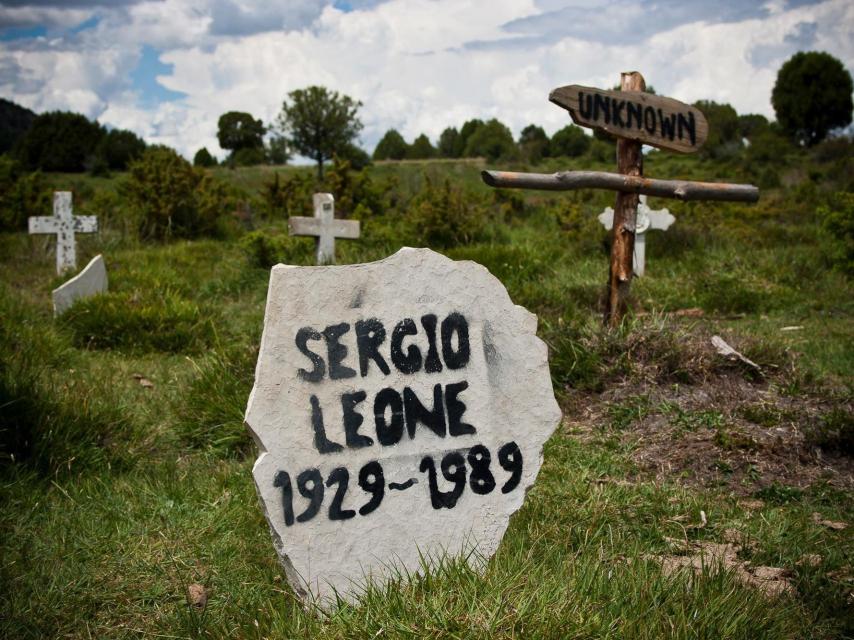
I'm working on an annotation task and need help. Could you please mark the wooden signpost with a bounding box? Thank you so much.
[483,71,759,327]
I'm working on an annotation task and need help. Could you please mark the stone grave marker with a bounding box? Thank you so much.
[598,195,675,276]
[28,191,98,274]
[245,247,561,603]
[288,193,360,265]
[52,254,108,316]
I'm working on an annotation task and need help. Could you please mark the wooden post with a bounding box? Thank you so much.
[605,71,645,328]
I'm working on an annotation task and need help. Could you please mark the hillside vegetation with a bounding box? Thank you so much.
[0,141,852,637]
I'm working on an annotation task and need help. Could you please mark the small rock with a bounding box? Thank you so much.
[797,553,822,567]
[132,373,155,388]
[812,512,847,531]
[187,583,207,608]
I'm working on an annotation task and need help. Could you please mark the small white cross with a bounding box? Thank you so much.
[598,195,675,276]
[288,193,360,265]
[28,192,98,275]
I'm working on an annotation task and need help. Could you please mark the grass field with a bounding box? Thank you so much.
[1,147,852,638]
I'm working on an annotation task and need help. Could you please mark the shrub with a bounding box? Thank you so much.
[123,146,233,240]
[263,171,314,218]
[0,156,50,232]
[817,191,854,275]
[58,290,216,353]
[241,230,314,268]
[406,177,486,247]
[230,146,267,167]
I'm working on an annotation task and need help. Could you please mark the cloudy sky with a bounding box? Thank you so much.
[1,0,852,160]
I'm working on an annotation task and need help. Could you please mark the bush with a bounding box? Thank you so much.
[0,156,50,232]
[123,146,233,240]
[241,230,314,268]
[230,146,267,167]
[406,177,486,247]
[817,191,854,275]
[263,171,314,218]
[58,290,216,353]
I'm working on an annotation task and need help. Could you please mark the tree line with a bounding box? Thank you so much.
[0,50,850,181]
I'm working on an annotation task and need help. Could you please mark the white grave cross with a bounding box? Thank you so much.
[28,192,98,274]
[288,193,360,265]
[598,195,675,276]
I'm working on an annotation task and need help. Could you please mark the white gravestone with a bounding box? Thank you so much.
[28,191,98,275]
[52,254,108,316]
[288,193,360,265]
[598,195,675,276]
[245,248,561,604]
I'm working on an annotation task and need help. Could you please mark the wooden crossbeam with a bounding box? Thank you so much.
[481,170,759,203]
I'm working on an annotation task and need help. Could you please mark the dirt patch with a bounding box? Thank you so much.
[562,333,854,496]
[648,536,795,598]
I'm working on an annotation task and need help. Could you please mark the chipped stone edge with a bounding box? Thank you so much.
[51,254,108,316]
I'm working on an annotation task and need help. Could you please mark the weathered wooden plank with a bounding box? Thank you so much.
[549,84,708,153]
[481,170,759,203]
[605,71,645,327]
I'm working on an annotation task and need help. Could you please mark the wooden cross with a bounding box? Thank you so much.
[598,195,675,276]
[28,191,98,275]
[288,193,360,265]
[482,71,759,327]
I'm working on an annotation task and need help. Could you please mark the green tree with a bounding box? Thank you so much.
[550,125,590,157]
[463,119,515,161]
[265,135,290,165]
[193,147,217,167]
[0,98,35,154]
[96,128,146,170]
[438,127,461,158]
[407,133,436,159]
[518,124,550,163]
[217,111,266,154]
[277,86,363,179]
[737,114,770,140]
[373,129,408,160]
[772,51,853,146]
[694,100,741,158]
[15,111,104,172]
[458,119,485,157]
[337,142,371,170]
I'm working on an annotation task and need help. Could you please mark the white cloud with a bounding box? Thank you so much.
[0,0,851,160]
